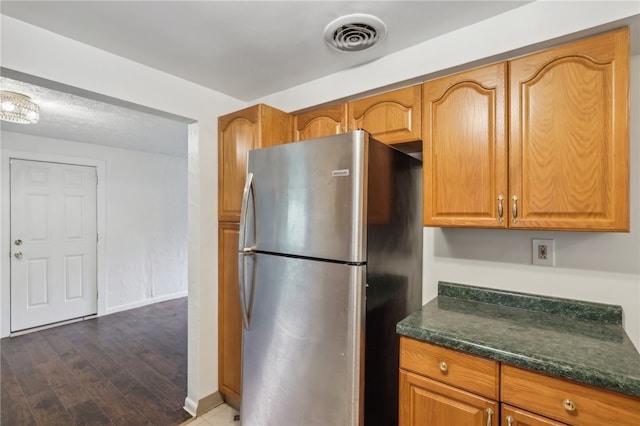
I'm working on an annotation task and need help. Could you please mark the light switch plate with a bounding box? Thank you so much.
[532,239,554,266]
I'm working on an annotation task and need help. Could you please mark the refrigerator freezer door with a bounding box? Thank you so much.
[241,253,365,426]
[246,131,367,263]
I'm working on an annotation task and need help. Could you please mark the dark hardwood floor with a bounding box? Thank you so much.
[0,297,191,425]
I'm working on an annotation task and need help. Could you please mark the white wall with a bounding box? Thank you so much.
[1,131,188,320]
[1,13,246,415]
[258,2,640,350]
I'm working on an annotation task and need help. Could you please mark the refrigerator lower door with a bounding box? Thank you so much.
[241,253,365,426]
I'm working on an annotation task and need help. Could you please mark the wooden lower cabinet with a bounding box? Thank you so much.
[399,369,497,426]
[502,404,568,426]
[400,337,499,400]
[501,365,640,426]
[218,222,241,408]
[399,338,640,426]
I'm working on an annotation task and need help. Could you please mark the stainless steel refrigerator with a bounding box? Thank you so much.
[237,130,422,426]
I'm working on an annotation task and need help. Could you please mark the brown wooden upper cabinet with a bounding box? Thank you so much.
[349,84,422,144]
[294,104,347,141]
[509,28,629,231]
[294,85,422,144]
[218,104,293,222]
[423,63,508,228]
[423,28,630,231]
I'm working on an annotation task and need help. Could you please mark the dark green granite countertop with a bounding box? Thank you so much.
[396,282,640,398]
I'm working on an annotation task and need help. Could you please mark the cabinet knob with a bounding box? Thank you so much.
[438,361,448,373]
[563,399,576,412]
[505,415,513,426]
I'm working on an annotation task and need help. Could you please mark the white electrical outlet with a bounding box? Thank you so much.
[532,239,554,266]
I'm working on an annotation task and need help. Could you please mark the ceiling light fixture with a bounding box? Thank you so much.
[324,13,387,52]
[1,90,40,124]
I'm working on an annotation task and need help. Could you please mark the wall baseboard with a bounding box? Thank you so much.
[105,291,188,315]
[183,397,198,417]
[184,391,224,417]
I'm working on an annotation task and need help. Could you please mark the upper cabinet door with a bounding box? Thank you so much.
[219,107,259,222]
[423,63,508,228]
[218,104,293,222]
[294,104,347,141]
[509,28,630,231]
[348,85,422,144]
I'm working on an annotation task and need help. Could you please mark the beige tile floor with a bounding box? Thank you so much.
[185,403,240,426]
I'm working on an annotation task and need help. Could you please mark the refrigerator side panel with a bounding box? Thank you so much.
[246,131,367,263]
[364,140,423,426]
[241,253,365,426]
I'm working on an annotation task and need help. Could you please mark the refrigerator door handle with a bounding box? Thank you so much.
[238,172,256,330]
[239,172,255,253]
[238,251,253,330]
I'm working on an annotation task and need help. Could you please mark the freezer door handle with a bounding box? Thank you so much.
[239,172,255,253]
[238,172,256,330]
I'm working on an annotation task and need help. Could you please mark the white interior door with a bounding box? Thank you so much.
[10,159,97,332]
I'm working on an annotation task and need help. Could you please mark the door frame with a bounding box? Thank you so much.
[1,149,106,337]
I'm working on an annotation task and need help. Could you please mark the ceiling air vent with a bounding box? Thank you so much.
[324,14,387,52]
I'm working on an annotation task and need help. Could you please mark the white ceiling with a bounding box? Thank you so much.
[1,1,531,101]
[0,1,535,155]
[0,75,191,157]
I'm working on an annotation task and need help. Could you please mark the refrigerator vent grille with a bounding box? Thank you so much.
[324,14,387,52]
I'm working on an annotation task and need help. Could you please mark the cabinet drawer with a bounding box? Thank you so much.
[399,337,499,400]
[502,404,568,426]
[501,365,640,426]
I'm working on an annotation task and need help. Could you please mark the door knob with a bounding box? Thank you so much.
[14,252,23,259]
[14,239,22,246]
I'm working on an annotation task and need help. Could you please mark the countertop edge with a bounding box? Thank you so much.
[396,322,640,399]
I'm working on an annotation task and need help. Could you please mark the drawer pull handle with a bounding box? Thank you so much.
[497,195,504,223]
[486,408,493,426]
[563,399,576,412]
[438,361,448,373]
[512,195,519,224]
[505,415,513,426]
